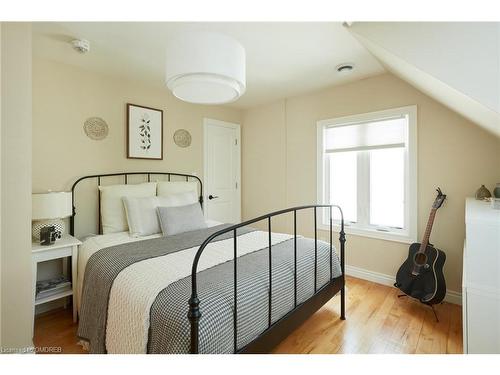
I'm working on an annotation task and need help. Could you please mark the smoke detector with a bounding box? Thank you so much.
[71,39,90,54]
[336,63,355,74]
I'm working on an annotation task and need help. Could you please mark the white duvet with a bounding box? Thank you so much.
[77,222,294,353]
[76,220,222,308]
[77,231,161,312]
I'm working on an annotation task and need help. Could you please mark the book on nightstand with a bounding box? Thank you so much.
[36,275,71,299]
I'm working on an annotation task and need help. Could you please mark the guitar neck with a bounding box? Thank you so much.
[419,208,437,252]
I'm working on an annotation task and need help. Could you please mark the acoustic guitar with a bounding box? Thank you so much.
[394,188,447,305]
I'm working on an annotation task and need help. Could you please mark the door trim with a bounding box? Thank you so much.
[203,118,241,223]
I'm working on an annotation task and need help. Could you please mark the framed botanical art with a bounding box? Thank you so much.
[127,103,163,160]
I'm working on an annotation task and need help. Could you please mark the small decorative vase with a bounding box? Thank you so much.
[475,185,492,200]
[493,183,500,198]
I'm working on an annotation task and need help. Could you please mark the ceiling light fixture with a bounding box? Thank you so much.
[165,32,246,105]
[336,63,355,74]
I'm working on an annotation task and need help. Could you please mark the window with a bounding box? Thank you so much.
[317,106,417,243]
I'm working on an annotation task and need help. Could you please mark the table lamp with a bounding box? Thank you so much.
[32,192,72,242]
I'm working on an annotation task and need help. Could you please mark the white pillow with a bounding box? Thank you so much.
[160,191,198,206]
[123,196,162,237]
[123,192,199,237]
[99,182,157,234]
[157,181,198,197]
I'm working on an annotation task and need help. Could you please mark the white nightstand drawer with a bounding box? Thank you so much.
[32,246,72,262]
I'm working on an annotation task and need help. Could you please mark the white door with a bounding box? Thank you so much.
[204,118,241,223]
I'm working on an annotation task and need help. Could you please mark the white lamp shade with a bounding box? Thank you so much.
[32,192,72,220]
[165,32,246,104]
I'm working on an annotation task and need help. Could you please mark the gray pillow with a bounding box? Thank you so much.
[157,203,207,236]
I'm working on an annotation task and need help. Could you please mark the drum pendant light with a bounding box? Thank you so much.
[165,32,246,104]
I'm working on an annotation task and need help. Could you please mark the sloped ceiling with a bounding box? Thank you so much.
[348,22,500,137]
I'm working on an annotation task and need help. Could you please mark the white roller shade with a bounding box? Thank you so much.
[324,116,408,153]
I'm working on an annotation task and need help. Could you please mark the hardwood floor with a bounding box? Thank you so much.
[33,276,462,354]
[34,305,87,354]
[273,277,462,354]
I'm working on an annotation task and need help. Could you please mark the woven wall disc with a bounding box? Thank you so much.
[84,117,109,140]
[173,129,192,148]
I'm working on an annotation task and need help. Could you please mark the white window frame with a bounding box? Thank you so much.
[316,106,417,244]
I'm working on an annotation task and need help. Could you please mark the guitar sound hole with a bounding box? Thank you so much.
[414,252,427,266]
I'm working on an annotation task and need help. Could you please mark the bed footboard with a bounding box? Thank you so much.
[188,205,346,354]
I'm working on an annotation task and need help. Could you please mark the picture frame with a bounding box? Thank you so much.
[126,103,163,160]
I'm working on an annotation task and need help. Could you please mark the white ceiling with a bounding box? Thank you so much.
[32,22,385,109]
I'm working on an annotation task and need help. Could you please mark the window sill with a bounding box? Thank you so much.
[318,224,416,244]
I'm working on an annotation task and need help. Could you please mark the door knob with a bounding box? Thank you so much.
[208,195,219,200]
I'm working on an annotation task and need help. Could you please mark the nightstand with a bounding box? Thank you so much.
[31,235,82,335]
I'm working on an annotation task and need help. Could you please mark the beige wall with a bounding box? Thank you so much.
[242,100,288,230]
[32,58,242,192]
[33,59,242,234]
[1,23,33,351]
[242,73,500,294]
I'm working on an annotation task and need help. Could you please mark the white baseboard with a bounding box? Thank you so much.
[345,264,462,305]
[444,290,462,306]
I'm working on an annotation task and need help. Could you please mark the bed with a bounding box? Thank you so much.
[71,172,346,354]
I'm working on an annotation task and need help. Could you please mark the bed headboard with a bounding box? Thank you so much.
[70,172,203,237]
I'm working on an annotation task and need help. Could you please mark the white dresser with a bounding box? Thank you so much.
[463,198,500,353]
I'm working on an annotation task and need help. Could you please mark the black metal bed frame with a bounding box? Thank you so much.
[70,171,346,354]
[69,172,203,236]
[189,204,346,353]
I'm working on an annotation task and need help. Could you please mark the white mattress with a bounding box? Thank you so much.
[76,220,222,312]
